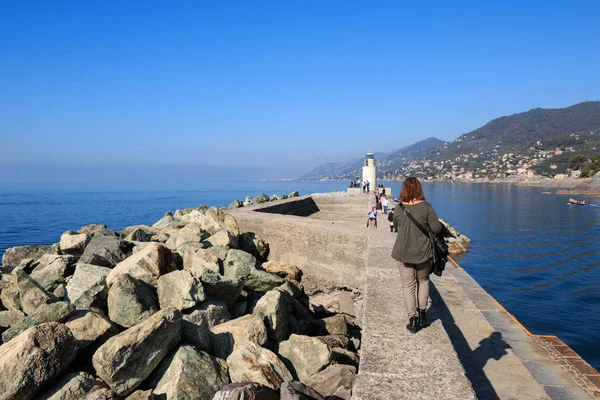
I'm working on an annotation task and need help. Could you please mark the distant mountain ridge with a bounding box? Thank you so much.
[301,101,600,181]
[301,137,445,180]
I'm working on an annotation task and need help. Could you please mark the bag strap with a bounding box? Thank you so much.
[398,202,430,237]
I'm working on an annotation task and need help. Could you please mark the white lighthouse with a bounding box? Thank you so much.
[362,149,377,192]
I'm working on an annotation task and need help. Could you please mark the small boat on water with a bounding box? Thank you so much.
[568,197,588,205]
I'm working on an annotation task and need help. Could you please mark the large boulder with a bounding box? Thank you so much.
[79,235,134,268]
[203,230,236,249]
[92,308,182,396]
[0,322,78,400]
[59,231,91,257]
[262,261,301,281]
[39,371,107,400]
[288,191,299,198]
[121,225,158,242]
[252,290,291,342]
[238,232,270,262]
[65,309,119,351]
[152,212,185,231]
[0,270,58,315]
[210,313,268,359]
[2,301,75,342]
[106,243,176,288]
[157,270,205,311]
[152,345,230,399]
[181,245,227,273]
[1,245,56,273]
[280,381,325,400]
[195,267,243,305]
[303,365,356,400]
[182,301,230,351]
[65,263,111,303]
[253,193,270,204]
[278,334,332,382]
[226,341,293,390]
[201,207,239,237]
[78,223,116,237]
[212,382,278,400]
[30,255,76,292]
[223,249,284,292]
[0,310,25,329]
[108,274,159,328]
[228,200,243,209]
[72,284,108,311]
[320,314,347,336]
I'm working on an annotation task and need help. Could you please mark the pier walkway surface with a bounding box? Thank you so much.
[353,206,593,400]
[232,194,598,400]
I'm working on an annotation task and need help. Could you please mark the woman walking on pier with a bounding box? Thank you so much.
[391,177,442,333]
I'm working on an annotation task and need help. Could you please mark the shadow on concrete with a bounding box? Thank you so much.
[430,283,511,400]
[255,197,320,217]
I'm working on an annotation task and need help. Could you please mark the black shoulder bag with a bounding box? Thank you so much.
[398,203,449,277]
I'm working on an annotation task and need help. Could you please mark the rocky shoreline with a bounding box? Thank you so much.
[0,196,361,400]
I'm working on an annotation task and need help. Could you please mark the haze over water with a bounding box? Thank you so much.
[0,181,598,370]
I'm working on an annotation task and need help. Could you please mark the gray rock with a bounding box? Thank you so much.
[92,308,182,396]
[201,207,240,238]
[182,301,230,351]
[108,274,158,328]
[252,290,291,342]
[78,224,116,237]
[0,310,25,328]
[227,341,293,390]
[243,196,254,207]
[253,193,270,204]
[203,229,236,249]
[121,225,157,242]
[288,191,299,198]
[278,334,332,382]
[280,381,325,400]
[72,284,108,311]
[1,245,56,273]
[152,213,184,230]
[39,371,107,400]
[53,283,65,298]
[124,390,154,400]
[223,250,284,292]
[59,231,91,257]
[303,365,356,400]
[106,243,176,288]
[228,199,244,209]
[165,232,203,250]
[212,382,278,400]
[269,195,278,202]
[315,335,350,350]
[65,309,120,350]
[196,268,243,305]
[30,255,76,292]
[275,280,304,299]
[2,301,75,342]
[210,313,268,359]
[79,236,134,268]
[79,386,119,400]
[280,194,288,200]
[0,322,78,400]
[262,261,301,281]
[182,245,227,273]
[152,345,229,399]
[320,314,347,336]
[330,347,359,369]
[239,232,270,262]
[1,270,58,315]
[156,270,204,311]
[65,263,112,303]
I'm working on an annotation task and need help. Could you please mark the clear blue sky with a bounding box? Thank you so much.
[1,1,599,180]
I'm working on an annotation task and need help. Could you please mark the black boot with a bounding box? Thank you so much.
[406,316,420,333]
[418,308,430,328]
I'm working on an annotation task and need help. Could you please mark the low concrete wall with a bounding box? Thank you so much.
[230,195,369,289]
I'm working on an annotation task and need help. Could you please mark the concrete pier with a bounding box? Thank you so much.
[230,194,599,399]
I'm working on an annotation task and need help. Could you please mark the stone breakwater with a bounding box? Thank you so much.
[0,199,361,399]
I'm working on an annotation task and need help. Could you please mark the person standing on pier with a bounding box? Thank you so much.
[391,177,442,333]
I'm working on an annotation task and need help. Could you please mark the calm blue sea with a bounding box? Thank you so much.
[0,180,599,370]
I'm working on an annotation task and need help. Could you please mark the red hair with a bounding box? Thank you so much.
[400,177,426,202]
